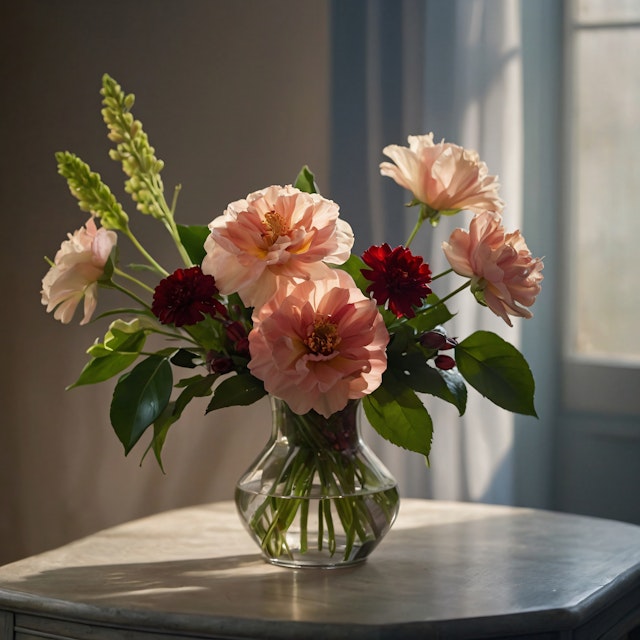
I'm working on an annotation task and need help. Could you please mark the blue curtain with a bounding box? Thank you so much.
[328,0,559,507]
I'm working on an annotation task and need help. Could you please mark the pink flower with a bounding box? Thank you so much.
[41,217,117,325]
[442,211,544,326]
[248,270,389,418]
[202,185,354,309]
[380,133,503,214]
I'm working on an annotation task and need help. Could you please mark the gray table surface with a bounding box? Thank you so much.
[1,499,640,639]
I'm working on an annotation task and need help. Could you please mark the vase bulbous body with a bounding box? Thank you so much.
[235,396,400,568]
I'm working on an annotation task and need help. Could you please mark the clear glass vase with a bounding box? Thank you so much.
[235,396,400,568]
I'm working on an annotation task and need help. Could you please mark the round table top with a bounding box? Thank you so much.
[1,499,640,639]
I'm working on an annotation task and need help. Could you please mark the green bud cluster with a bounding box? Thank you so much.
[100,74,167,220]
[56,151,129,231]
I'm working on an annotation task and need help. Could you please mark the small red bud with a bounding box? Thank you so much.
[420,330,447,350]
[435,354,456,370]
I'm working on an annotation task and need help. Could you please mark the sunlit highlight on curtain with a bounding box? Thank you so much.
[330,0,523,505]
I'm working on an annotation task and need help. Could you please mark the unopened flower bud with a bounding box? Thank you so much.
[435,354,456,370]
[226,321,249,354]
[124,93,135,110]
[206,351,234,374]
[420,330,447,350]
[420,329,458,351]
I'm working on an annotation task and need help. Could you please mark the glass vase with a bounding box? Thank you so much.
[235,396,400,569]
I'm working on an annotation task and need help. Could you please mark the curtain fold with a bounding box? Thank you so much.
[330,0,523,504]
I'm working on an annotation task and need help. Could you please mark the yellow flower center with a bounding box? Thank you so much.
[262,210,290,245]
[304,315,341,356]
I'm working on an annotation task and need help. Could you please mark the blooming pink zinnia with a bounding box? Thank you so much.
[380,133,504,214]
[442,211,544,327]
[202,185,354,309]
[248,270,389,418]
[41,217,117,324]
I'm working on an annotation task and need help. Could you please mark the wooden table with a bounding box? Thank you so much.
[1,499,640,639]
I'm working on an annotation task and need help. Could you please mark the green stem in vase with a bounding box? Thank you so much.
[238,397,400,565]
[323,497,337,555]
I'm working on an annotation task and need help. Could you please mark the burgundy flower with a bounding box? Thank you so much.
[152,266,227,327]
[361,243,432,318]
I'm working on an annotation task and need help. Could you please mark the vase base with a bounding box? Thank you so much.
[266,553,369,570]
[263,535,381,569]
[236,487,399,569]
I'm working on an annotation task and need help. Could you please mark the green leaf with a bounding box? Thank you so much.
[185,313,226,351]
[294,165,319,194]
[393,351,467,415]
[406,293,455,333]
[336,254,370,294]
[147,402,175,473]
[110,355,173,454]
[206,373,266,412]
[70,351,140,388]
[174,373,218,406]
[70,329,147,387]
[149,373,218,468]
[97,246,118,283]
[385,323,414,355]
[177,224,210,266]
[100,317,156,340]
[455,330,537,417]
[92,307,155,322]
[434,368,468,415]
[363,376,433,460]
[170,349,200,368]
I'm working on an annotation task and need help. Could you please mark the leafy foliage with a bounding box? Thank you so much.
[364,376,433,460]
[294,165,319,194]
[110,355,173,454]
[455,331,537,417]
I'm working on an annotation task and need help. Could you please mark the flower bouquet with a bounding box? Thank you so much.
[42,75,543,567]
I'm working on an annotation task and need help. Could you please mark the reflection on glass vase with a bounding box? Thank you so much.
[235,396,400,569]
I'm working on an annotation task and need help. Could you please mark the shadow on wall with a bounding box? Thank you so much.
[0,0,331,565]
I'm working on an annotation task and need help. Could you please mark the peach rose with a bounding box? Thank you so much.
[442,211,543,326]
[202,185,354,309]
[380,133,503,214]
[41,217,117,324]
[248,270,389,417]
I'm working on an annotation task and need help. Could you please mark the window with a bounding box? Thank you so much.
[566,0,640,362]
[563,0,640,413]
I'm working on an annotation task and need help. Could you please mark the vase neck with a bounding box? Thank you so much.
[270,397,361,452]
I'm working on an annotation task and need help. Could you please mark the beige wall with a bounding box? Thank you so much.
[0,0,330,565]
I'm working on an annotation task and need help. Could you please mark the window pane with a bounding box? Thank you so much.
[571,26,640,361]
[576,0,640,23]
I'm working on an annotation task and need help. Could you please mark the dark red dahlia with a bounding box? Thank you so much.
[361,243,432,318]
[152,266,227,327]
